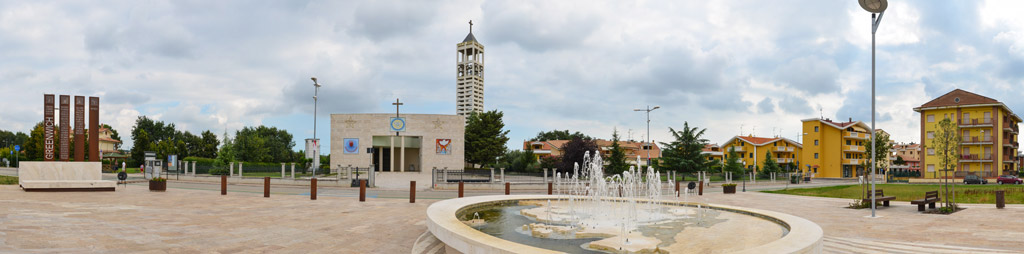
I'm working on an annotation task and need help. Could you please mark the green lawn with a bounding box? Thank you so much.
[763,184,1024,204]
[0,175,18,185]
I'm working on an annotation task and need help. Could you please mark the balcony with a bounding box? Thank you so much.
[727,146,745,152]
[774,146,795,152]
[843,145,865,152]
[1004,155,1015,163]
[960,154,993,162]
[842,159,861,165]
[1003,122,1019,134]
[959,118,993,127]
[843,131,869,140]
[777,158,794,163]
[961,136,993,145]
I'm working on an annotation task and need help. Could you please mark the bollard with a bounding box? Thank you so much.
[264,177,270,198]
[698,181,703,196]
[675,181,680,197]
[410,181,416,203]
[360,179,367,202]
[505,182,510,195]
[458,181,465,198]
[996,190,1005,209]
[548,182,553,195]
[619,185,623,197]
[311,178,318,200]
[221,175,227,195]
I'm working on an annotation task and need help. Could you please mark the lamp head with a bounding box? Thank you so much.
[652,106,661,110]
[858,0,887,13]
[311,77,321,87]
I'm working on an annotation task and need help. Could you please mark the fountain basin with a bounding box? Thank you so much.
[426,195,823,253]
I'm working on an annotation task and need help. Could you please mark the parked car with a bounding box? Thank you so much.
[963,175,988,184]
[996,175,1023,185]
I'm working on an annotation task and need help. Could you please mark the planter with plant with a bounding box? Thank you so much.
[722,183,737,194]
[149,177,167,191]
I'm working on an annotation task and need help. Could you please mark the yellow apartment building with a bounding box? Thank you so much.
[720,136,802,173]
[702,144,724,163]
[914,89,1020,179]
[800,118,871,178]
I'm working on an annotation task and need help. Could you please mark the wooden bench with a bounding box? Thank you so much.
[862,189,896,207]
[910,191,941,211]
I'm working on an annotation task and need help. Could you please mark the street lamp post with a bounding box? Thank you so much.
[311,77,322,177]
[633,105,660,167]
[859,0,887,218]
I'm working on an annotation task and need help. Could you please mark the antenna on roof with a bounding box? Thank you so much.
[740,124,744,136]
[753,126,757,137]
[818,105,824,119]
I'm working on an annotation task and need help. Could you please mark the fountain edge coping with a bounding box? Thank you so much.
[426,195,823,254]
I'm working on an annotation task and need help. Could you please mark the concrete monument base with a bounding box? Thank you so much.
[18,162,115,191]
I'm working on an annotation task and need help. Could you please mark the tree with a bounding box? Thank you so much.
[233,126,295,163]
[932,118,960,209]
[130,129,151,166]
[464,110,510,167]
[724,146,744,176]
[605,129,629,175]
[558,137,599,174]
[868,131,891,175]
[23,122,47,160]
[656,122,711,174]
[539,155,560,170]
[760,151,782,177]
[893,155,907,166]
[214,130,235,167]
[531,130,592,141]
[497,149,539,172]
[199,130,220,158]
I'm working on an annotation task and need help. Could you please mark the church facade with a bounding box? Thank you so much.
[329,114,465,173]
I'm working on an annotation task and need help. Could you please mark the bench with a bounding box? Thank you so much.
[910,191,941,211]
[862,189,896,207]
[19,162,115,191]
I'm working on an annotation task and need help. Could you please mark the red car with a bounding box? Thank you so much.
[997,175,1023,185]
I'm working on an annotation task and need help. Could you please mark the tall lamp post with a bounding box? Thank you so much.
[859,0,887,218]
[633,106,660,167]
[311,77,322,176]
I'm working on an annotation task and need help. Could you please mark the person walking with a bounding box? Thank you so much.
[140,163,145,174]
[122,161,126,173]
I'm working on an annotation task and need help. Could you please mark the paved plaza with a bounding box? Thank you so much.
[1,181,1023,253]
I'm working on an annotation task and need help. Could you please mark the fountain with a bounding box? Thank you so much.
[426,152,823,253]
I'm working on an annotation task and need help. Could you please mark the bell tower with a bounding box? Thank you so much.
[456,20,484,117]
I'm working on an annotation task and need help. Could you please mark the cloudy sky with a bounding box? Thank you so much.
[2,0,1023,154]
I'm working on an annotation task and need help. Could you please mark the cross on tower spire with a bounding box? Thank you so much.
[469,20,473,33]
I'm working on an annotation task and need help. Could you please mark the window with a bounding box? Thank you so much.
[749,153,753,158]
[814,153,819,159]
[846,140,851,145]
[927,114,935,122]
[928,148,935,155]
[815,140,819,146]
[927,131,934,139]
[814,126,819,132]
[963,113,970,120]
[927,164,935,172]
[740,153,745,158]
[963,164,970,171]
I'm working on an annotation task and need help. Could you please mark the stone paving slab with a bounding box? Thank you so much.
[0,185,434,253]
[700,191,1024,252]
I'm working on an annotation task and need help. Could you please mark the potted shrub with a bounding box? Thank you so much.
[722,183,737,194]
[149,177,167,191]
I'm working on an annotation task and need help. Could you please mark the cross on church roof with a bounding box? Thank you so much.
[469,20,473,33]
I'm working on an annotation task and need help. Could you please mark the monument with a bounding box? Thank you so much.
[19,94,114,191]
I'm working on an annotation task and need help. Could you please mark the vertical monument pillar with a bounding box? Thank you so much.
[59,95,70,161]
[89,97,100,161]
[44,94,55,161]
[74,96,85,161]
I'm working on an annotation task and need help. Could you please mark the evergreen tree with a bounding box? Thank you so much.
[464,110,510,167]
[606,129,629,175]
[760,151,781,177]
[130,129,150,166]
[724,146,744,176]
[656,122,711,174]
[199,130,220,158]
[531,130,593,141]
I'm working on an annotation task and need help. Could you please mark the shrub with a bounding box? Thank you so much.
[209,167,229,175]
[722,183,737,187]
[150,177,166,182]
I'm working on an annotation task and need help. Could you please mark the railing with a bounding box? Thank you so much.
[728,146,745,152]
[960,154,994,161]
[1003,122,1019,133]
[844,145,865,152]
[775,147,794,152]
[777,158,794,163]
[954,170,998,178]
[844,131,869,139]
[961,136,993,144]
[959,118,993,126]
[435,169,492,183]
[843,159,860,165]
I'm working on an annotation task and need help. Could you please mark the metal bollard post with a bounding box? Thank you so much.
[548,182,553,195]
[311,178,318,200]
[675,181,680,197]
[360,179,367,202]
[505,182,510,195]
[996,190,1005,209]
[264,177,270,198]
[410,181,416,203]
[459,181,465,198]
[221,175,227,195]
[698,181,703,196]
